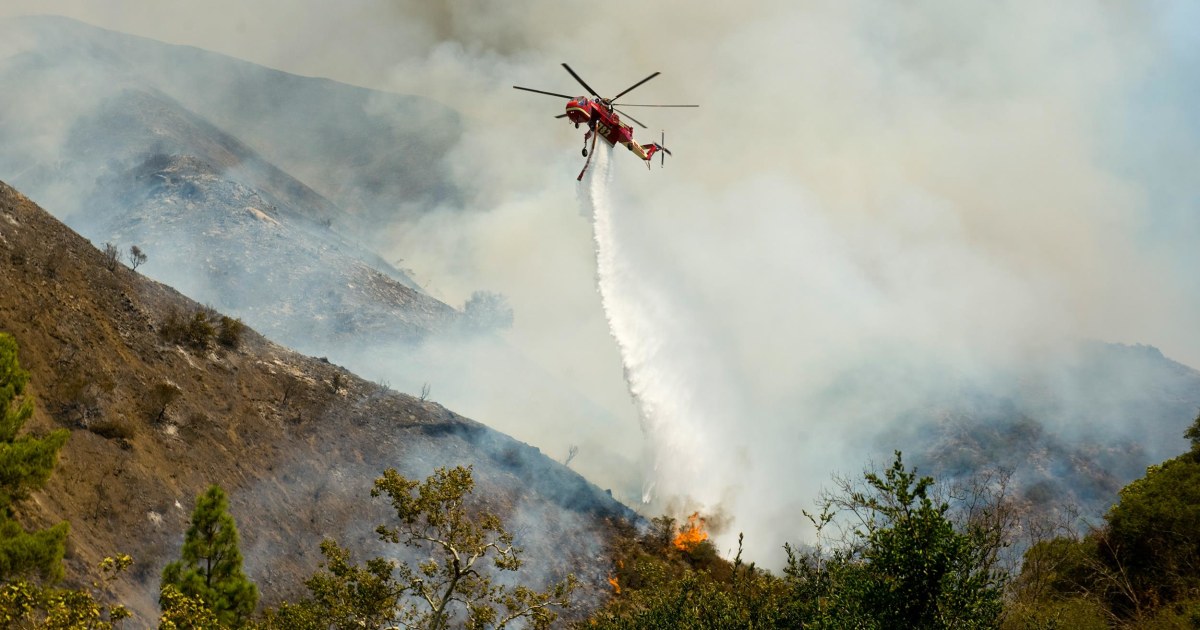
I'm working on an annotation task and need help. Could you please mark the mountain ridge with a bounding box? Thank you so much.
[1,14,462,236]
[0,14,646,499]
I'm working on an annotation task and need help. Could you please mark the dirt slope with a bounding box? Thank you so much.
[0,180,631,623]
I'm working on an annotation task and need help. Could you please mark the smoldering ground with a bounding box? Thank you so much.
[3,1,1200,566]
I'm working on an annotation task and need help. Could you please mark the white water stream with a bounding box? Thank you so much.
[579,145,733,510]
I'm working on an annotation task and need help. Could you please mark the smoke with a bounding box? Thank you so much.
[4,1,1200,566]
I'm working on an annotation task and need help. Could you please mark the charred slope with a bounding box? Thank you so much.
[67,85,344,230]
[0,14,461,236]
[11,81,457,350]
[0,14,466,348]
[79,88,458,349]
[854,346,1200,521]
[0,180,633,622]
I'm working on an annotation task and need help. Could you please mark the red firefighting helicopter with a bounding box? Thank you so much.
[514,63,698,180]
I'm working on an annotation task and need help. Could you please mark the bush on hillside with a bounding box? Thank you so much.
[160,309,216,351]
[1011,412,1200,624]
[217,316,245,350]
[161,308,246,352]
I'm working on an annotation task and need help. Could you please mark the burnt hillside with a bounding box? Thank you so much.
[0,15,461,238]
[0,180,633,623]
[0,14,464,353]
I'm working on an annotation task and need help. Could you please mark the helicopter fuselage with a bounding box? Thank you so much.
[565,96,636,148]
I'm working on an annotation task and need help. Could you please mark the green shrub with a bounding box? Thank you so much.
[86,417,136,442]
[1002,598,1109,630]
[217,316,245,350]
[147,382,182,424]
[160,309,216,352]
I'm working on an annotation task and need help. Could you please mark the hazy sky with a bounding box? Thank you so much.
[5,0,1200,561]
[4,2,1195,362]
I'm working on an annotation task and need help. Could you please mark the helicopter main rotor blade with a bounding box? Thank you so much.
[555,113,570,118]
[513,86,575,99]
[614,108,648,129]
[616,104,700,108]
[611,72,660,103]
[561,63,602,99]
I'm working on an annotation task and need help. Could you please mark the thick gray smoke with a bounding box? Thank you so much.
[4,1,1200,564]
[361,0,1200,560]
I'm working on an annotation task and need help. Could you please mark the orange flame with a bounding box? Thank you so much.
[608,559,623,594]
[673,512,709,551]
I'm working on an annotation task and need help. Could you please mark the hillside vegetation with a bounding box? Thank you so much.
[9,313,1200,628]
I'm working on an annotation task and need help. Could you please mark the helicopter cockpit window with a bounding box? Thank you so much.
[578,97,589,106]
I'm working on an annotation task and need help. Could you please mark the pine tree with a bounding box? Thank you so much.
[161,485,258,627]
[0,332,69,582]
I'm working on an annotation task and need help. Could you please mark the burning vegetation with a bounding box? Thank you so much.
[607,575,620,594]
[673,512,709,551]
[608,560,623,594]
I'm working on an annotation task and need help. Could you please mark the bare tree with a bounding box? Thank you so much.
[564,445,579,467]
[279,378,299,408]
[128,245,147,271]
[102,242,121,271]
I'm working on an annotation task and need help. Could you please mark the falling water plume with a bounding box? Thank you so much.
[580,146,731,511]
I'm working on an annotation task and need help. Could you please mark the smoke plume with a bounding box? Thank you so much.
[4,0,1200,565]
